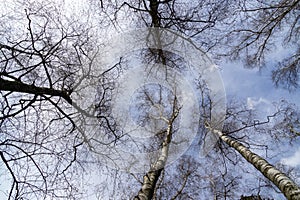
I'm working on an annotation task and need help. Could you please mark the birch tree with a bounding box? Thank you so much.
[100,0,300,199]
[1,0,300,199]
[205,122,300,200]
[133,87,180,200]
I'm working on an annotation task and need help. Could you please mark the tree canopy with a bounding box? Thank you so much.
[0,0,299,199]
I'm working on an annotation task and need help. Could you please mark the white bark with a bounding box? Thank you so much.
[134,98,178,200]
[209,127,300,200]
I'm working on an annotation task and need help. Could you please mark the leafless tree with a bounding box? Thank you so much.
[101,1,300,199]
[1,0,300,199]
[0,1,108,199]
[220,0,300,90]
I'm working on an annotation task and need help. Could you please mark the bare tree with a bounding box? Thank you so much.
[206,121,300,199]
[220,0,300,90]
[133,85,180,200]
[99,1,300,199]
[114,0,232,42]
[0,1,104,199]
[1,0,300,199]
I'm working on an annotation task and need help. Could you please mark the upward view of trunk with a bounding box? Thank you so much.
[134,101,178,200]
[133,126,170,200]
[134,2,172,198]
[209,127,300,200]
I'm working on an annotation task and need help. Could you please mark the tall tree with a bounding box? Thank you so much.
[134,87,180,200]
[99,0,300,199]
[205,122,300,200]
[1,0,300,199]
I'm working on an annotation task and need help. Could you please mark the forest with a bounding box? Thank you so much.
[0,0,299,199]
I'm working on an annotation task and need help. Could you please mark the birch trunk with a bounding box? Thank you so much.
[134,120,174,200]
[134,95,178,200]
[210,128,300,200]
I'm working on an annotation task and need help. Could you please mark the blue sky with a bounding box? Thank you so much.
[221,58,300,169]
[1,0,299,199]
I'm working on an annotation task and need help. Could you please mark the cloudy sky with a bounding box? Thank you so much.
[0,0,299,199]
[221,57,300,169]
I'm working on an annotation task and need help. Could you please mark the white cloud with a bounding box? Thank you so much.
[246,97,270,110]
[281,148,300,167]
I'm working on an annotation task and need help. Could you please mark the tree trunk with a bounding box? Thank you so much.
[210,128,300,200]
[134,96,178,200]
[134,122,173,200]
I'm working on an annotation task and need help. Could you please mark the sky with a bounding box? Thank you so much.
[0,0,300,199]
[221,58,300,168]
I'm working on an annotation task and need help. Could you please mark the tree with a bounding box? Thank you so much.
[219,0,300,90]
[205,122,300,200]
[1,0,300,199]
[110,1,300,199]
[114,0,300,89]
[134,86,180,200]
[0,1,101,199]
